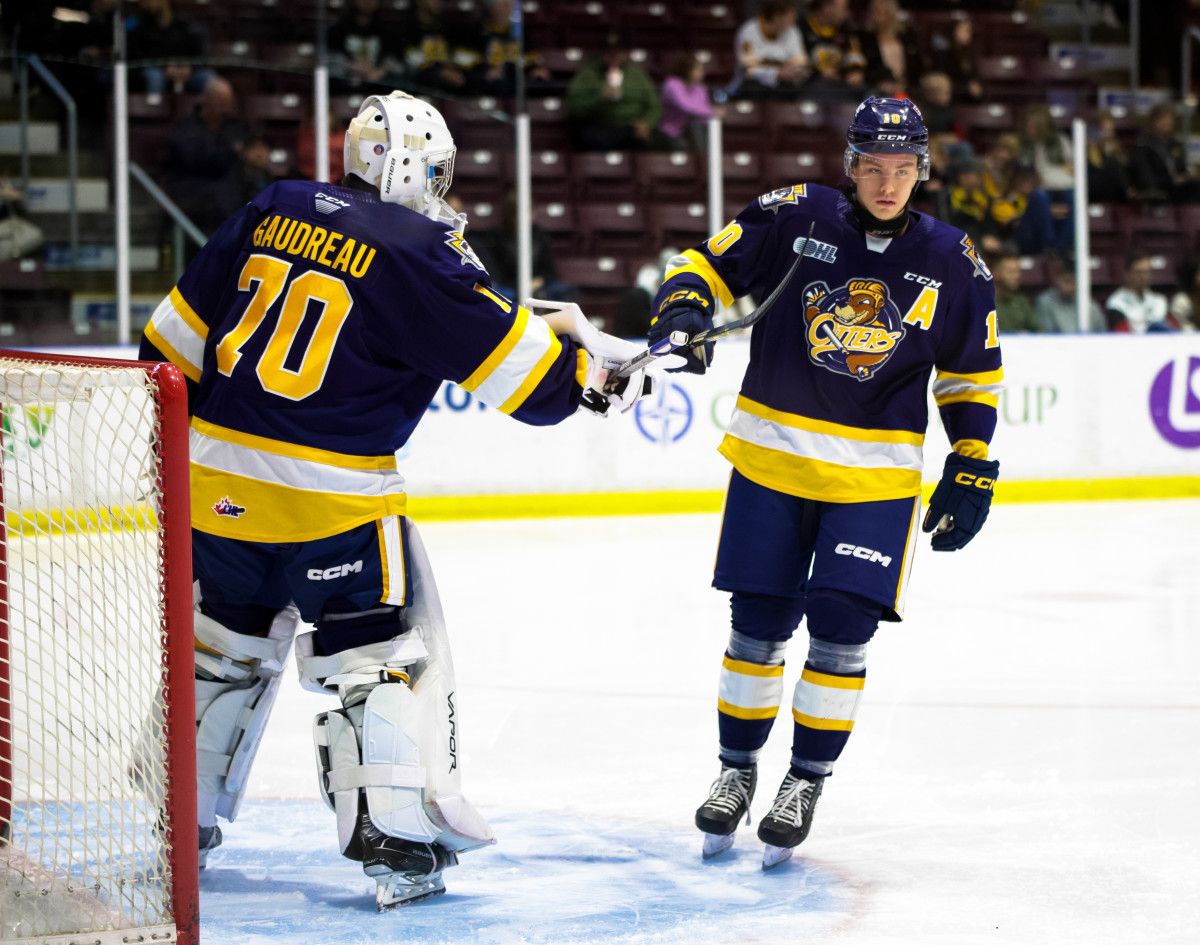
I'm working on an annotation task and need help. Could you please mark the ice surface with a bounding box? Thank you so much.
[204,500,1200,944]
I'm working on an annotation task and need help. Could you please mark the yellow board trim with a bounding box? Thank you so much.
[723,657,786,678]
[666,249,735,307]
[792,709,855,732]
[143,320,201,382]
[800,668,865,690]
[934,367,1004,386]
[935,390,1001,408]
[498,328,562,415]
[169,285,210,340]
[461,305,529,393]
[736,395,926,446]
[191,417,397,470]
[718,699,780,721]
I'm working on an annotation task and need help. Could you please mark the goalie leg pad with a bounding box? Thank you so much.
[194,604,299,825]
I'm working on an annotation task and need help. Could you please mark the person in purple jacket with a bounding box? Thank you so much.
[658,53,722,152]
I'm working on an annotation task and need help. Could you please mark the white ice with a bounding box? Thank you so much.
[208,499,1200,945]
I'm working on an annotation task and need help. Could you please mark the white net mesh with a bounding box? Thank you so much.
[0,358,178,944]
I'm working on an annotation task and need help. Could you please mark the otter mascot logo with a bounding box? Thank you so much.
[803,279,906,380]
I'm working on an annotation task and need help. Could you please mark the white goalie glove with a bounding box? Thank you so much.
[527,297,685,417]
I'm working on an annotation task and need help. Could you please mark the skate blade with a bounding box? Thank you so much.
[761,844,793,871]
[374,871,446,910]
[701,832,735,860]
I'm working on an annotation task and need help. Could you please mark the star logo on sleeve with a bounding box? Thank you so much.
[444,230,486,271]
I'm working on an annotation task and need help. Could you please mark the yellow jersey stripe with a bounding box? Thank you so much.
[799,668,865,690]
[144,321,201,382]
[735,395,925,446]
[723,656,786,678]
[792,709,855,731]
[893,496,921,615]
[169,286,210,340]
[191,417,397,470]
[935,390,1001,408]
[498,330,563,414]
[719,436,922,503]
[666,249,735,308]
[718,699,780,721]
[461,305,528,392]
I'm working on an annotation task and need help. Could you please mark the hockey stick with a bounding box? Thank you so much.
[609,221,817,383]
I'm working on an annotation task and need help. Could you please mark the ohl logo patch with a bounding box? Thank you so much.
[803,278,906,381]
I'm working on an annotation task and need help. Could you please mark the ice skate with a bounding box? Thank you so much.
[757,772,824,870]
[695,763,756,859]
[357,812,457,910]
[198,824,223,869]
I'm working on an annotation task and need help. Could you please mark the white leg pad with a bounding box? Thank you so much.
[194,604,299,825]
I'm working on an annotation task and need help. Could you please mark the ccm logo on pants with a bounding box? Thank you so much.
[307,560,364,581]
[834,543,891,567]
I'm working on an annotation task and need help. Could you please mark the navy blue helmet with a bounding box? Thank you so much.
[843,97,931,181]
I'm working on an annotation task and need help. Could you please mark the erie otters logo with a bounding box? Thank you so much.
[803,278,906,381]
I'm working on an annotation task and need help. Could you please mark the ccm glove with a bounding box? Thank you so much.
[648,304,713,374]
[921,452,1000,552]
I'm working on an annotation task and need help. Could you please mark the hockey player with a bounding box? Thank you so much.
[647,97,1003,868]
[138,91,657,907]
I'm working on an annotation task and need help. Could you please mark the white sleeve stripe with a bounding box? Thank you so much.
[471,312,557,409]
[149,294,206,372]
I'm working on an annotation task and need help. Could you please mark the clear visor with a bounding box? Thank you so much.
[844,145,930,182]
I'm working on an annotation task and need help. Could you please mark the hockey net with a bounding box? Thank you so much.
[0,351,196,945]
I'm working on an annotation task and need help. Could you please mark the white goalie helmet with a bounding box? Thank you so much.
[344,90,456,211]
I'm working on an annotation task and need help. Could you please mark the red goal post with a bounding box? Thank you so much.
[0,350,197,945]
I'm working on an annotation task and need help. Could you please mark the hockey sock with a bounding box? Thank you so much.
[716,593,804,766]
[788,590,879,778]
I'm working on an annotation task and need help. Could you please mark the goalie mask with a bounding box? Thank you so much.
[344,91,456,211]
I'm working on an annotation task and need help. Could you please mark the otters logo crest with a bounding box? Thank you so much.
[803,278,906,381]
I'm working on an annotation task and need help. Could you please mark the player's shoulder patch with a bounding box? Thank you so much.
[443,229,487,272]
[959,234,993,281]
[758,184,808,212]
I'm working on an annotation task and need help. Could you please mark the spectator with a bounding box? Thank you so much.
[932,14,983,103]
[800,0,868,101]
[992,253,1039,333]
[328,0,407,93]
[1087,111,1132,203]
[859,0,926,98]
[237,132,279,205]
[1020,104,1074,193]
[126,0,209,95]
[471,194,575,303]
[659,53,720,152]
[399,0,479,95]
[1168,256,1200,331]
[1129,103,1200,202]
[945,156,998,252]
[731,0,809,99]
[471,0,552,96]
[295,113,346,183]
[1010,162,1072,257]
[0,178,44,261]
[566,31,661,151]
[1106,254,1170,332]
[1034,260,1105,333]
[914,72,959,138]
[163,76,247,235]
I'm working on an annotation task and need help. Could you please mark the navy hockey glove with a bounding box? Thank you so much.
[648,304,713,374]
[922,452,1000,552]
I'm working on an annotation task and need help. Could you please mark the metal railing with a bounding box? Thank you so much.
[128,162,206,284]
[17,54,78,266]
[1182,26,1200,103]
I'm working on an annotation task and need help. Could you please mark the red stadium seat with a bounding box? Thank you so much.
[763,152,829,188]
[722,151,764,205]
[245,92,309,124]
[576,201,655,255]
[766,99,828,151]
[637,151,706,202]
[720,99,768,152]
[529,149,571,200]
[649,202,711,250]
[572,151,638,201]
[533,201,582,254]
